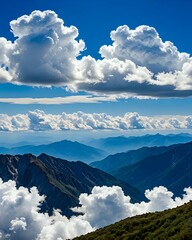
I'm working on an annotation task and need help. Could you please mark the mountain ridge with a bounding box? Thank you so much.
[90,144,180,173]
[89,133,192,154]
[112,141,192,196]
[0,140,107,164]
[0,153,143,217]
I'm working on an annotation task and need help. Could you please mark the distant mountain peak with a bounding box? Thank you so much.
[0,139,107,164]
[89,133,192,154]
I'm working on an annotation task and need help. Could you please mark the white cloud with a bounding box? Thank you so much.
[0,10,85,86]
[0,67,12,83]
[78,25,192,97]
[1,10,192,97]
[0,113,29,131]
[0,179,93,240]
[0,179,191,239]
[0,38,13,83]
[73,185,192,229]
[0,110,192,132]
[77,57,156,95]
[100,25,189,74]
[0,95,116,105]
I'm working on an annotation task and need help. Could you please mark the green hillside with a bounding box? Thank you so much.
[74,202,192,240]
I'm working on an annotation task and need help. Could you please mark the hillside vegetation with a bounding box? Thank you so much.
[74,201,192,240]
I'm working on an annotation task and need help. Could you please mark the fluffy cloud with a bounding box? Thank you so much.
[0,179,93,240]
[0,38,13,83]
[100,25,189,74]
[0,110,191,131]
[73,186,192,229]
[78,25,192,97]
[0,179,191,239]
[77,57,157,96]
[1,10,192,97]
[0,10,85,86]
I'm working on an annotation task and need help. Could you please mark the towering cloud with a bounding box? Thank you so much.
[0,10,85,86]
[0,179,191,239]
[100,25,189,73]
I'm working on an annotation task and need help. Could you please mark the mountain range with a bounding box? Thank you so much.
[89,133,192,154]
[0,140,107,164]
[0,153,143,217]
[0,133,191,165]
[112,141,192,196]
[90,144,180,173]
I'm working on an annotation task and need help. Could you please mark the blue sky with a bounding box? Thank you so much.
[1,0,192,54]
[0,0,192,139]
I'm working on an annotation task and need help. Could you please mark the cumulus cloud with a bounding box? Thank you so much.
[0,110,191,132]
[0,179,191,240]
[99,25,189,74]
[77,25,192,97]
[0,179,93,240]
[73,185,192,229]
[0,10,85,86]
[1,10,192,97]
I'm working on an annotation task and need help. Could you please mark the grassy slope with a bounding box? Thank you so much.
[74,202,192,240]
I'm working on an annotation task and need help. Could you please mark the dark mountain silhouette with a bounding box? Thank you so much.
[74,202,192,240]
[0,153,143,217]
[90,144,180,173]
[89,133,192,154]
[0,140,107,164]
[112,141,192,196]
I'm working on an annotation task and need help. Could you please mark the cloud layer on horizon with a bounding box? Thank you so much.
[0,179,191,240]
[0,110,192,131]
[1,10,192,98]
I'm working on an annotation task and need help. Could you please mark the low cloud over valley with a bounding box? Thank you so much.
[0,179,191,239]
